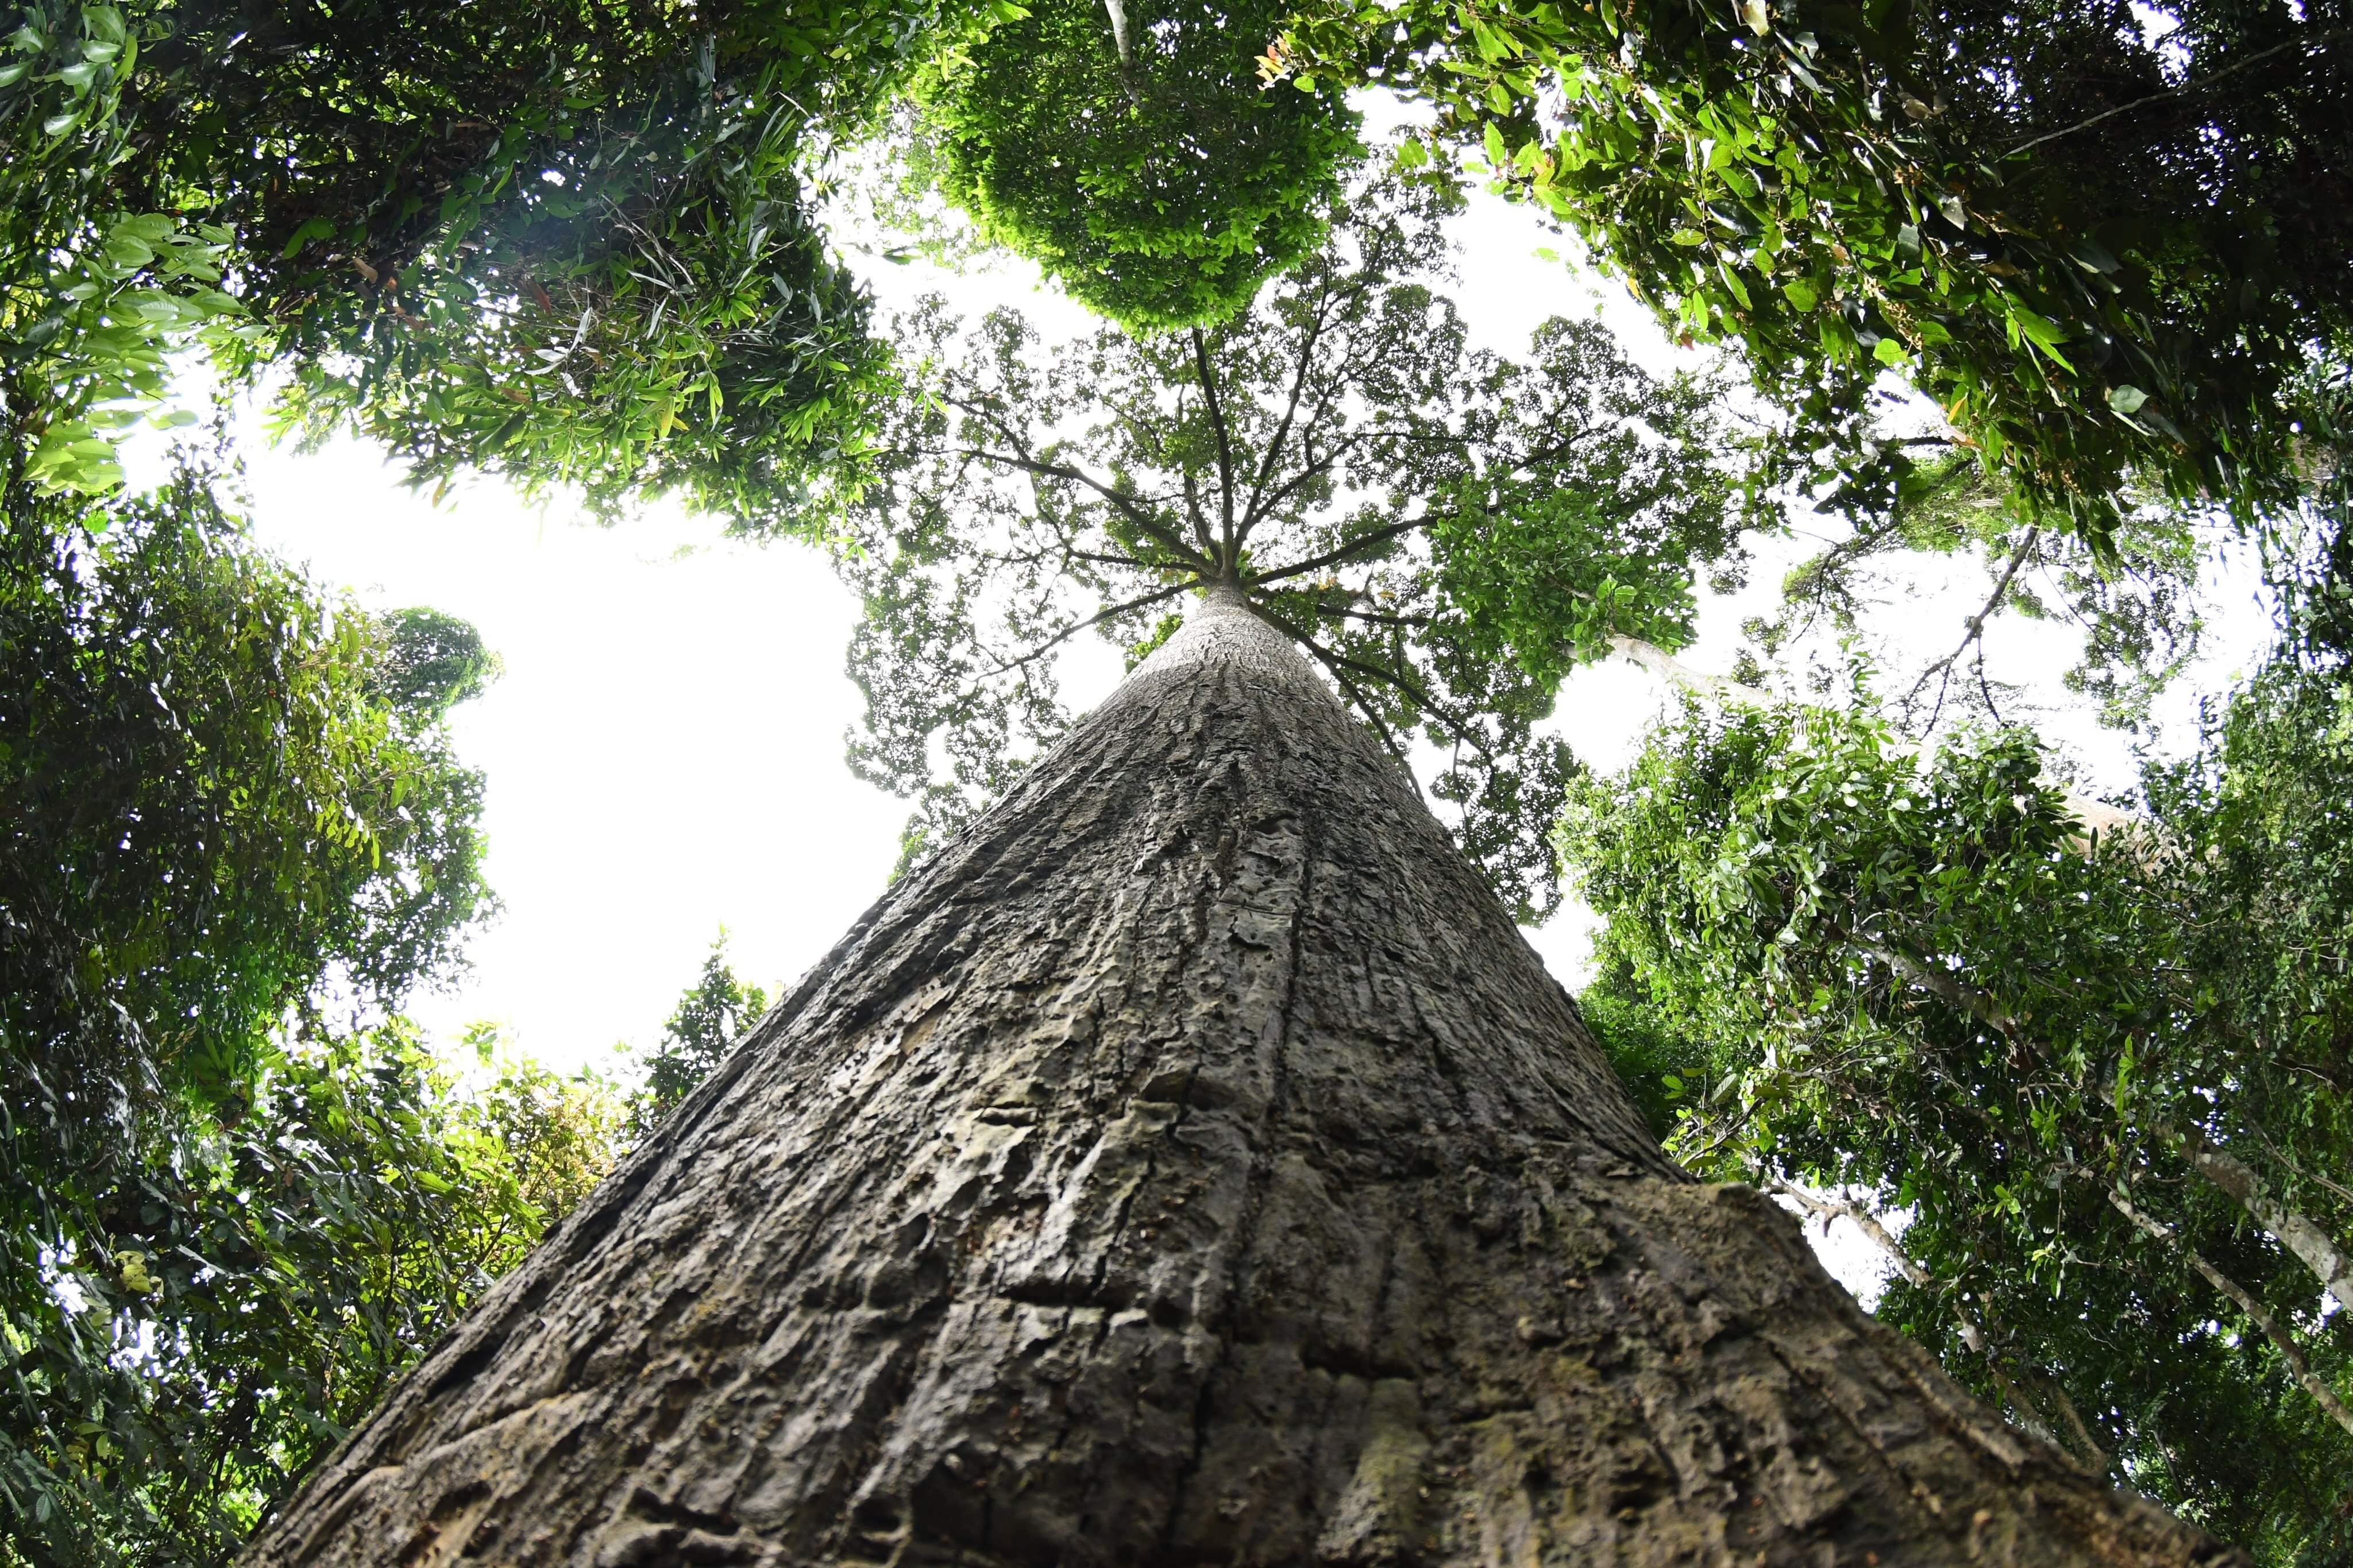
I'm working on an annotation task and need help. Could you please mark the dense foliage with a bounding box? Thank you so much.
[841,176,1756,910]
[919,0,1361,329]
[0,461,495,1158]
[1,3,244,497]
[4,0,1010,527]
[0,1026,623,1568]
[1278,0,2350,538]
[0,458,504,1563]
[1561,623,2353,1559]
[371,607,504,722]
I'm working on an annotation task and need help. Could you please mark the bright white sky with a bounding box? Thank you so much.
[126,97,2277,1304]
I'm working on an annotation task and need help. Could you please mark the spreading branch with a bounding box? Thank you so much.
[1241,285,1338,527]
[1906,526,2040,727]
[1248,513,1433,589]
[980,582,1190,679]
[956,443,1210,573]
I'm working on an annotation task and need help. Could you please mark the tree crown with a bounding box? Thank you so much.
[839,175,1759,914]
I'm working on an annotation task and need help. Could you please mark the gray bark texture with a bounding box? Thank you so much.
[244,589,2236,1568]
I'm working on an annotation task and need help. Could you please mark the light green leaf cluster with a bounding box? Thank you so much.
[917,0,1363,330]
[1560,633,2353,1558]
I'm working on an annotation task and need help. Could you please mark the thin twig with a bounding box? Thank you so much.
[1906,526,2040,727]
[979,582,1190,678]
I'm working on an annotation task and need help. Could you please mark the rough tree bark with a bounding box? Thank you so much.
[245,589,2237,1568]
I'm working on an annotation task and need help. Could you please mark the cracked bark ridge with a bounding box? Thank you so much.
[244,586,2239,1568]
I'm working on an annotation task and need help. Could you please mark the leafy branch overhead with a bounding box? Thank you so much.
[5,0,1002,527]
[838,176,1760,915]
[1275,0,2351,540]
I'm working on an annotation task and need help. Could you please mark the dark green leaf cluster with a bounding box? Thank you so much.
[919,0,1363,329]
[2263,359,2353,670]
[121,0,973,530]
[1560,626,2353,1559]
[1283,0,2351,538]
[1,462,495,1130]
[841,175,1757,913]
[6,0,1007,528]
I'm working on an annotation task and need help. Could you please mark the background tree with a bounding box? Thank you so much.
[1278,0,2351,538]
[0,453,500,1563]
[917,0,1363,329]
[843,175,1757,910]
[1558,557,2353,1560]
[625,935,770,1140]
[14,1024,626,1568]
[1734,451,2215,735]
[371,608,504,722]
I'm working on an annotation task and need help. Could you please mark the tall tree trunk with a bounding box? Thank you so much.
[245,589,2234,1568]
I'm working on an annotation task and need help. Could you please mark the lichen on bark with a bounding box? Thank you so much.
[243,588,2238,1568]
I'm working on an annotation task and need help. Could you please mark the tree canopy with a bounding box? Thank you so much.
[918,0,1363,329]
[7,1024,626,1568]
[1276,0,2350,538]
[4,0,1005,527]
[624,934,770,1141]
[839,176,1758,912]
